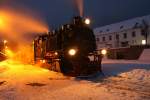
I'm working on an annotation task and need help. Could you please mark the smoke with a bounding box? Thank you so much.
[0,7,49,44]
[0,7,49,63]
[74,0,84,17]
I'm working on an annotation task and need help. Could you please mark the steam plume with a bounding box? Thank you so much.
[0,7,49,63]
[0,8,49,43]
[75,0,84,17]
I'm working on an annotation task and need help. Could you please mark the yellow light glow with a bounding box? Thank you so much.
[101,49,107,55]
[85,18,90,25]
[5,49,14,58]
[0,9,49,41]
[142,40,146,45]
[0,19,3,26]
[5,46,8,49]
[0,14,7,29]
[40,60,46,64]
[68,49,76,56]
[0,18,5,28]
[42,60,46,63]
[0,59,64,82]
[4,40,8,44]
[55,52,58,56]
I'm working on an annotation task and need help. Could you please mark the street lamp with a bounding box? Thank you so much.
[101,49,107,55]
[142,40,146,45]
[4,40,8,44]
[0,18,4,28]
[0,19,3,25]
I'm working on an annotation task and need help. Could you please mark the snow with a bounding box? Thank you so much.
[139,49,150,61]
[94,14,150,35]
[0,59,150,100]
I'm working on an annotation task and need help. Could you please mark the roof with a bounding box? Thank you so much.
[94,14,150,35]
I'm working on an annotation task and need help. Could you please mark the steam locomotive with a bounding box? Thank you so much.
[34,16,102,76]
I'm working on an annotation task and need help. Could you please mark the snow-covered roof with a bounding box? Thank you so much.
[94,14,150,35]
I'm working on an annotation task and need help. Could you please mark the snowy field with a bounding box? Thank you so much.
[0,59,150,100]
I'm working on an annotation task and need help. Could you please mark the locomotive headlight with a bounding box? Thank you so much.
[85,18,91,25]
[54,52,58,56]
[68,49,76,56]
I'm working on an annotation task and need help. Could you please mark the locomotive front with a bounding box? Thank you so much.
[34,16,102,76]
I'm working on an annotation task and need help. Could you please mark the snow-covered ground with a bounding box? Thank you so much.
[0,59,150,100]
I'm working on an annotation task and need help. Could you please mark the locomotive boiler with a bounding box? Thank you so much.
[34,16,102,76]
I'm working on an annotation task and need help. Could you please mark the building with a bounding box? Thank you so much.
[94,15,150,50]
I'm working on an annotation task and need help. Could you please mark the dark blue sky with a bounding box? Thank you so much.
[1,0,150,28]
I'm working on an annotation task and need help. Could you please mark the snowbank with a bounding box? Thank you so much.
[139,49,150,61]
[120,69,150,82]
[0,59,150,100]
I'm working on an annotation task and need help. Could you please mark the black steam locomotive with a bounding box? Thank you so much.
[34,16,102,76]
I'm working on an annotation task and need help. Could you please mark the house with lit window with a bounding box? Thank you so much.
[94,15,150,50]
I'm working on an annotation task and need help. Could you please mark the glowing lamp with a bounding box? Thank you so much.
[0,19,3,25]
[54,52,58,56]
[4,40,8,44]
[142,40,146,45]
[101,49,107,55]
[85,18,90,25]
[40,60,46,64]
[5,46,8,49]
[0,18,5,28]
[68,49,76,56]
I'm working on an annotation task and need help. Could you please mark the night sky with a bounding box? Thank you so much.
[1,0,150,28]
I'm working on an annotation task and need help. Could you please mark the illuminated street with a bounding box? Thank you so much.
[0,59,149,100]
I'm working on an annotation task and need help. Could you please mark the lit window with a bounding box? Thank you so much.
[142,40,146,45]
